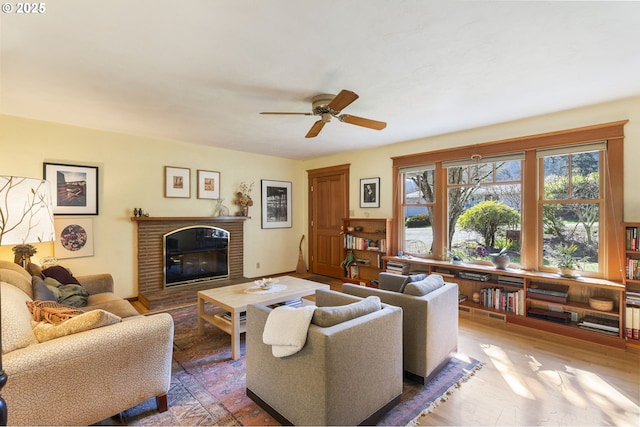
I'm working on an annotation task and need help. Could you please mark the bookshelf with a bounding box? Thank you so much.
[341,218,392,286]
[623,223,640,350]
[382,255,627,348]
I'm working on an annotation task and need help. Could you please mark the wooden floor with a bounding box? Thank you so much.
[418,315,639,426]
[132,273,639,426]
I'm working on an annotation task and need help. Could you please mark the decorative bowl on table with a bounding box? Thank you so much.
[254,278,274,290]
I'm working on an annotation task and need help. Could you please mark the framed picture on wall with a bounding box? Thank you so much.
[360,177,380,208]
[261,179,292,229]
[53,217,94,259]
[197,170,220,199]
[43,162,99,215]
[164,166,190,198]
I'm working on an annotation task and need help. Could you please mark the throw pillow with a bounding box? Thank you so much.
[41,265,81,285]
[1,282,39,353]
[32,309,122,343]
[403,274,445,296]
[32,276,57,301]
[312,296,381,327]
[402,273,428,292]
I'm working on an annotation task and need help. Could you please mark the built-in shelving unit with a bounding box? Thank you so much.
[623,223,640,350]
[383,255,626,348]
[341,218,392,286]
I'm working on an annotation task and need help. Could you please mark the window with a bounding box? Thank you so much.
[539,143,605,273]
[391,121,625,280]
[444,154,523,264]
[400,165,435,256]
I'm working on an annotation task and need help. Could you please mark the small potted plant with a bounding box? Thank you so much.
[555,243,581,277]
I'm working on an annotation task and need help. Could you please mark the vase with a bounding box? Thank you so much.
[242,206,249,217]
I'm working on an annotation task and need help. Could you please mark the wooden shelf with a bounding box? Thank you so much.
[342,218,391,283]
[382,255,626,348]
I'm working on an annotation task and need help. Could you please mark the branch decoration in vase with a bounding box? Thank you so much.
[234,181,254,216]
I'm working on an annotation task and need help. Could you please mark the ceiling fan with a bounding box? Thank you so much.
[260,89,387,138]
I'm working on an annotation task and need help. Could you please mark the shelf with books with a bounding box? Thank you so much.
[341,218,392,285]
[381,255,626,348]
[623,222,640,348]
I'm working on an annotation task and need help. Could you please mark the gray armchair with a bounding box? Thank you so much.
[246,288,403,426]
[343,272,459,383]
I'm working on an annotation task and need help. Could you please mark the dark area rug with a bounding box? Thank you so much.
[106,304,482,426]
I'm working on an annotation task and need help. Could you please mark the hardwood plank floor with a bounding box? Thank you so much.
[417,315,639,426]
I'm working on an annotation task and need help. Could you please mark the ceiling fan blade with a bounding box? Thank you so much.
[260,112,312,115]
[327,89,359,112]
[305,120,326,138]
[339,114,387,130]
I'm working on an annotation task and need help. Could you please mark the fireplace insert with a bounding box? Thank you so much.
[164,226,229,287]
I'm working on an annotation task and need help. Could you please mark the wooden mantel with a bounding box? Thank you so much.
[132,216,248,222]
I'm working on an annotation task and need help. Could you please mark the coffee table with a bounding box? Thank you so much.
[197,275,330,359]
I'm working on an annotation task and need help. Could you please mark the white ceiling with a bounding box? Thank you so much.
[2,1,640,160]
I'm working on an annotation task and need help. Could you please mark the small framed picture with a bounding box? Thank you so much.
[43,162,99,215]
[164,166,190,198]
[261,179,292,229]
[360,177,380,208]
[197,170,220,199]
[53,217,94,259]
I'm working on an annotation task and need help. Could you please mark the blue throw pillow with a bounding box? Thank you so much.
[31,276,57,301]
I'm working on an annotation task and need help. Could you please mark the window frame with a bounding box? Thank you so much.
[391,121,626,281]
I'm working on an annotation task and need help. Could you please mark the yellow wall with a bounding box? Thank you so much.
[2,96,639,297]
[0,115,306,298]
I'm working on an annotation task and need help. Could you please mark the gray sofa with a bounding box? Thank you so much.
[246,288,403,426]
[343,272,459,383]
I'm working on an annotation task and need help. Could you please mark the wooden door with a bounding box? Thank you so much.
[308,164,349,278]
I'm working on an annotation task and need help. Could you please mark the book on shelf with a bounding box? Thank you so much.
[527,308,571,324]
[528,283,569,297]
[344,234,386,253]
[385,260,410,274]
[458,271,490,282]
[626,257,639,280]
[434,268,455,278]
[497,275,524,287]
[479,287,524,315]
[626,226,638,251]
[633,305,640,340]
[578,315,619,333]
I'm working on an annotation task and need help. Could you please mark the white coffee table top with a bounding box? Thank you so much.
[197,275,329,311]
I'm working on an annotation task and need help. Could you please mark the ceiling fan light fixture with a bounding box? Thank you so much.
[261,89,386,138]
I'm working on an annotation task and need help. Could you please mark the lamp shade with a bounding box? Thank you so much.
[0,176,55,246]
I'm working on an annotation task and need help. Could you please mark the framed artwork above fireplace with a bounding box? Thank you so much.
[164,166,190,198]
[197,170,220,199]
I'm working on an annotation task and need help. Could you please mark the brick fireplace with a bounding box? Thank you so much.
[133,216,247,310]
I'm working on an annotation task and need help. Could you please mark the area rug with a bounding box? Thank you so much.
[110,305,482,426]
